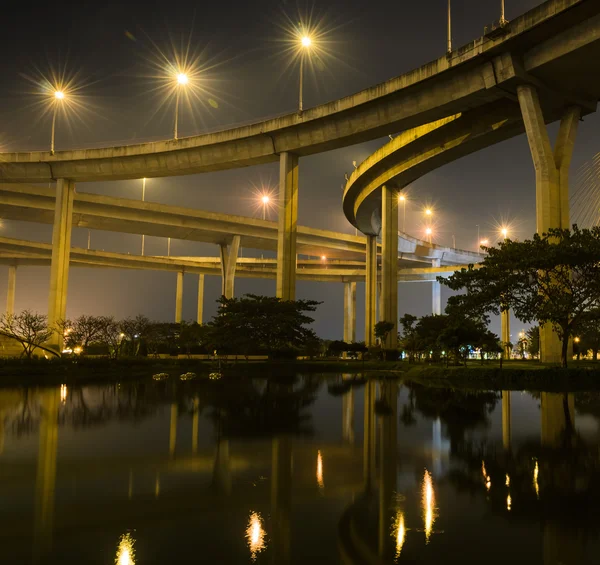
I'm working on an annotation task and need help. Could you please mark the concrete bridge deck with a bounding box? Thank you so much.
[0,0,596,182]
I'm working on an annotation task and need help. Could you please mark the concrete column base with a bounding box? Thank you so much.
[197,274,205,324]
[365,235,377,347]
[381,185,399,349]
[47,179,75,352]
[276,152,299,300]
[220,236,240,299]
[175,271,184,323]
[6,265,16,316]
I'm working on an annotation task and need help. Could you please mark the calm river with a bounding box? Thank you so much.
[0,375,598,564]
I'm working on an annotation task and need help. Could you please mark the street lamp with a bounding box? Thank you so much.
[50,90,65,155]
[480,238,489,247]
[298,35,312,113]
[501,227,509,239]
[174,72,189,140]
[425,227,433,244]
[261,195,270,221]
[399,194,407,232]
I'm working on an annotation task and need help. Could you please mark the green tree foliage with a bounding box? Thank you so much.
[526,326,540,358]
[399,314,419,362]
[207,294,320,358]
[441,227,600,367]
[374,321,394,345]
[577,312,600,361]
[0,311,58,359]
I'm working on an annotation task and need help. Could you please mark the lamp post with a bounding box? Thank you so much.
[425,227,433,244]
[299,35,312,113]
[50,90,65,155]
[174,73,188,140]
[261,195,270,221]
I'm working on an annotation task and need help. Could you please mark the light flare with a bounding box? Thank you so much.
[246,511,266,560]
[392,511,406,558]
[422,469,436,544]
[60,384,67,404]
[115,533,136,565]
[317,450,324,489]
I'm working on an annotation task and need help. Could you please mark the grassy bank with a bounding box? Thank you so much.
[0,357,402,386]
[402,360,600,391]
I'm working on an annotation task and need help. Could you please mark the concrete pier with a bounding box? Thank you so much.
[197,274,205,324]
[277,152,299,300]
[219,235,240,299]
[501,309,511,358]
[343,282,357,344]
[380,186,399,348]
[432,258,441,315]
[47,179,75,351]
[518,85,580,363]
[365,235,377,346]
[175,271,184,323]
[5,265,16,316]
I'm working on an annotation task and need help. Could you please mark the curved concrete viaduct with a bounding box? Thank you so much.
[0,0,597,183]
[1,0,598,356]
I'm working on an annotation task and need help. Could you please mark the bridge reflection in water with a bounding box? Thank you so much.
[0,379,598,563]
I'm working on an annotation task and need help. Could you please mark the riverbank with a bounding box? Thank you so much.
[1,357,599,389]
[402,361,600,391]
[0,357,402,386]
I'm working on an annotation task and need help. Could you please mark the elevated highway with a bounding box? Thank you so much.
[0,0,597,182]
[0,0,596,358]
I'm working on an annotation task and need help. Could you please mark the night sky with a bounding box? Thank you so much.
[0,0,598,340]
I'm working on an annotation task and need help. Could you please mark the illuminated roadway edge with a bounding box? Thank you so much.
[0,183,484,267]
[0,237,467,283]
[0,0,597,183]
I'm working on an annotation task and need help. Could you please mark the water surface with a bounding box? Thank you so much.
[0,375,598,564]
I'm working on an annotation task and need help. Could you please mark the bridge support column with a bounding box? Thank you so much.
[219,235,240,299]
[196,274,205,324]
[432,259,442,315]
[343,282,356,344]
[47,179,75,352]
[517,85,580,364]
[501,309,511,358]
[277,152,299,300]
[175,271,184,323]
[6,265,16,316]
[365,235,377,347]
[381,185,398,349]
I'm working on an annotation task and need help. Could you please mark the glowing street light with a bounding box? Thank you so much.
[321,255,326,261]
[425,227,433,244]
[425,208,433,217]
[501,227,509,239]
[50,90,66,155]
[480,238,489,247]
[173,71,189,140]
[261,194,270,220]
[298,35,313,113]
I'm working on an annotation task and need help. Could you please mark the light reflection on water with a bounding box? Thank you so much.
[0,378,598,564]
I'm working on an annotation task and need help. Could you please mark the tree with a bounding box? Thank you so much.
[578,312,600,361]
[207,294,320,358]
[399,314,419,362]
[441,227,600,367]
[0,311,58,359]
[526,326,540,358]
[374,321,394,346]
[97,316,123,359]
[61,315,105,354]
